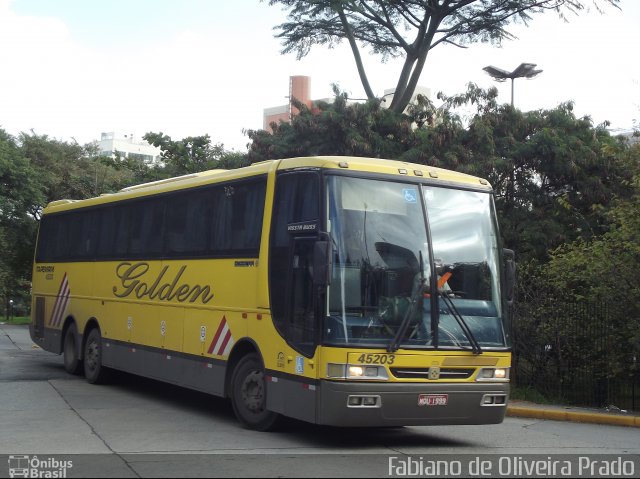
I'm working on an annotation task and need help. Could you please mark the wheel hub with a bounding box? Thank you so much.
[87,340,98,370]
[241,370,265,413]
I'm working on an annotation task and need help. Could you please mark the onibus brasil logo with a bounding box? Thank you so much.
[7,456,73,478]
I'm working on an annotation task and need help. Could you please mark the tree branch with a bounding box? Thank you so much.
[337,5,376,99]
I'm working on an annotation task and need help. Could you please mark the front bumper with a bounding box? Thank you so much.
[317,380,509,427]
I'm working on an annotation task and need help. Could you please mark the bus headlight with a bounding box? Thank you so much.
[476,367,510,382]
[327,363,389,380]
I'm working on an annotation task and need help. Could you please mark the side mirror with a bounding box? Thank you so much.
[313,240,333,287]
[503,249,516,305]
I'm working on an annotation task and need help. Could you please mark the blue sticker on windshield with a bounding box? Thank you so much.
[403,188,418,204]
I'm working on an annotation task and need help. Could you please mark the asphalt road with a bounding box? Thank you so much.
[1,324,639,478]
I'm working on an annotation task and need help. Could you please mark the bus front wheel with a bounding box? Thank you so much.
[230,353,279,431]
[83,328,110,384]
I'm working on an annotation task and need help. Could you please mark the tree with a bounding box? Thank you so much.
[0,130,43,315]
[144,132,250,174]
[144,132,226,175]
[18,133,141,215]
[513,165,640,404]
[248,87,415,161]
[268,0,620,113]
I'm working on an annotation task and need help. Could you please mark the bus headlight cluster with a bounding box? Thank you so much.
[476,367,510,382]
[326,363,389,380]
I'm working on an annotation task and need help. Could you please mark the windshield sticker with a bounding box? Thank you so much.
[403,188,418,204]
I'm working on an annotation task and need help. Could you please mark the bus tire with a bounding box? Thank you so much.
[63,323,82,375]
[230,353,279,431]
[83,327,110,384]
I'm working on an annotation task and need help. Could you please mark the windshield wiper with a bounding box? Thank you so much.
[387,252,426,353]
[440,292,483,355]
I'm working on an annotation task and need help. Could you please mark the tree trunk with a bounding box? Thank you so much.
[338,8,375,100]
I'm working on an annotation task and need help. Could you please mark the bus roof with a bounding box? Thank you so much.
[41,156,492,215]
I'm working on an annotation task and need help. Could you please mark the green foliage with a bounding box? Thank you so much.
[19,133,140,210]
[512,152,640,406]
[144,132,225,175]
[543,168,640,343]
[1,316,32,325]
[0,131,43,315]
[247,90,414,161]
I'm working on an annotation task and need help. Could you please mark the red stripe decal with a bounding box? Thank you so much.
[54,287,71,327]
[207,316,227,355]
[50,274,69,326]
[216,329,232,356]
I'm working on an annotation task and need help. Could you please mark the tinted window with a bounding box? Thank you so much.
[128,198,165,256]
[36,211,96,261]
[210,181,266,255]
[166,189,211,256]
[36,176,267,262]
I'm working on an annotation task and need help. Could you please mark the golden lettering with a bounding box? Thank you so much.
[113,262,214,304]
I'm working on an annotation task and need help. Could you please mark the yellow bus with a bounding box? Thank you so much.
[30,156,514,430]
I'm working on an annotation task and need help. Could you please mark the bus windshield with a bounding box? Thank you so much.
[325,175,508,351]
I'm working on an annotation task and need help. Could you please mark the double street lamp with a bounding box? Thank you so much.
[483,63,543,107]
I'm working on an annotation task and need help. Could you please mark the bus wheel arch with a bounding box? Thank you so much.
[61,317,82,375]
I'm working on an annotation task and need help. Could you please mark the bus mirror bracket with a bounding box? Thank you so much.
[503,249,516,305]
[313,237,332,287]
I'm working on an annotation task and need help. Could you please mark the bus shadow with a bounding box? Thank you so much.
[106,370,473,450]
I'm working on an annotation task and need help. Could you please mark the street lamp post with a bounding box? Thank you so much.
[483,63,543,107]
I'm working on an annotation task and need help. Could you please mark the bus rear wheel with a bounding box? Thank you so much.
[83,328,110,384]
[230,353,279,431]
[63,323,82,375]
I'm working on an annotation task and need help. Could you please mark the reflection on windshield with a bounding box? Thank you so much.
[324,176,507,350]
[426,187,505,349]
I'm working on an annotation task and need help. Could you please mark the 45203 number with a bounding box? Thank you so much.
[356,354,395,365]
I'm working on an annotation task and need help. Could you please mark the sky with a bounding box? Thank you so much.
[0,0,638,152]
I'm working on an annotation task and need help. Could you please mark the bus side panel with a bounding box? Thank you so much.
[101,338,227,396]
[31,262,95,354]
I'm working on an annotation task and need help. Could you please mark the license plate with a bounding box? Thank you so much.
[418,394,448,406]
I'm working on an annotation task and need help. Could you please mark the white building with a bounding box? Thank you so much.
[98,132,162,163]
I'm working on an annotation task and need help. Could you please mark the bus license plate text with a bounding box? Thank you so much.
[418,394,448,407]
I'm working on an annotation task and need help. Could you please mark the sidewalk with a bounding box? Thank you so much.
[507,399,640,427]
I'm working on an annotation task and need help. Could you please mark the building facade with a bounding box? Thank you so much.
[98,132,161,163]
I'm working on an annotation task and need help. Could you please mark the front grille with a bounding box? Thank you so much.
[390,367,475,380]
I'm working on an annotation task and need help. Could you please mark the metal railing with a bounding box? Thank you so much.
[511,300,640,411]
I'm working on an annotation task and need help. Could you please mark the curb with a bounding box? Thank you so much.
[507,405,640,428]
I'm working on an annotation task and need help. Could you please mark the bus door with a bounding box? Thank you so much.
[269,170,322,359]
